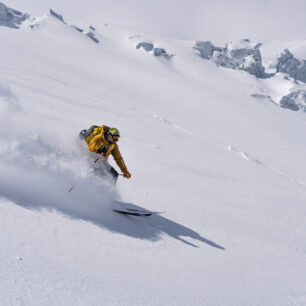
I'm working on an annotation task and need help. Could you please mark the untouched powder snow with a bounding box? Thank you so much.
[1,7,306,306]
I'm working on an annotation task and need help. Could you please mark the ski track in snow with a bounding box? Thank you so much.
[153,115,190,133]
[227,145,306,189]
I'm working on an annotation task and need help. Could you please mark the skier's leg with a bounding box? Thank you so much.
[109,166,119,183]
[93,160,118,183]
[104,163,119,183]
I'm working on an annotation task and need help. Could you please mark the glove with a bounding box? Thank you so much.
[123,171,131,179]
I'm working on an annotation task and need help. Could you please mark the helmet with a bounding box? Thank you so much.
[108,127,120,141]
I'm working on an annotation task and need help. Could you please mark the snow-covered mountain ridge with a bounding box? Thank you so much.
[2,2,306,111]
[1,2,306,306]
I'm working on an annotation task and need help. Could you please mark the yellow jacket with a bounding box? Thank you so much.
[88,125,129,175]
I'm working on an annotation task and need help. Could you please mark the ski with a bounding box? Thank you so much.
[113,208,164,217]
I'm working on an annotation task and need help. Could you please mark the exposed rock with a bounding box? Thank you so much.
[211,51,237,68]
[134,38,173,59]
[239,49,265,77]
[280,90,306,111]
[0,2,29,29]
[226,40,265,77]
[195,39,266,78]
[136,42,154,52]
[50,9,66,24]
[85,31,99,44]
[228,47,255,62]
[153,48,173,59]
[73,25,83,33]
[228,47,253,61]
[253,42,262,49]
[280,92,300,111]
[193,41,222,60]
[49,9,99,43]
[276,49,306,83]
[0,2,9,20]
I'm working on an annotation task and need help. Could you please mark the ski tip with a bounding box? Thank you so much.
[113,209,165,217]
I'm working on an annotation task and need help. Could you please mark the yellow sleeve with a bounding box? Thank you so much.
[111,144,129,174]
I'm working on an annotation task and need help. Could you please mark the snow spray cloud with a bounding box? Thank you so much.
[0,83,116,221]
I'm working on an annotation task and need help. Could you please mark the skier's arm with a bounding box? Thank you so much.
[112,145,131,178]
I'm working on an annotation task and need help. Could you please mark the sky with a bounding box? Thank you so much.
[6,0,306,43]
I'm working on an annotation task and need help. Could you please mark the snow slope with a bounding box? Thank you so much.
[1,7,306,306]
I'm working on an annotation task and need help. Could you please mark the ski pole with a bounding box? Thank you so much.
[93,153,104,164]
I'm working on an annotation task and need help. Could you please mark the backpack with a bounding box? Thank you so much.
[79,125,103,144]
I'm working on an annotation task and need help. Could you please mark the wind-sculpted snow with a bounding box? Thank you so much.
[0,2,28,29]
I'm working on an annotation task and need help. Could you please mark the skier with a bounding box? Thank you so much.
[79,125,131,183]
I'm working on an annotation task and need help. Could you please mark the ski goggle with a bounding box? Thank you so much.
[112,135,120,142]
[108,128,120,142]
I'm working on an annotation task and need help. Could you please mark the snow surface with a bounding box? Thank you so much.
[1,6,306,306]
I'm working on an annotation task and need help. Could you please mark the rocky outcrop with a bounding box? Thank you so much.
[50,9,66,24]
[135,40,174,59]
[48,9,100,44]
[211,52,237,68]
[193,41,222,60]
[153,48,173,58]
[85,30,99,44]
[276,49,306,83]
[280,90,306,111]
[136,42,154,51]
[239,48,265,77]
[0,2,29,29]
[194,39,266,78]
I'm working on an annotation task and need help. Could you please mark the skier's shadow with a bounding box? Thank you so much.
[1,175,224,250]
[100,201,225,250]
